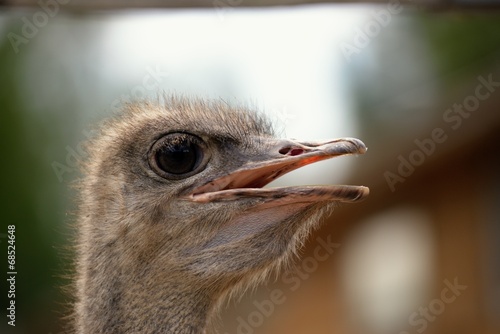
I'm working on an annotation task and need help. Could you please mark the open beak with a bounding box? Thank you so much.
[187,137,369,206]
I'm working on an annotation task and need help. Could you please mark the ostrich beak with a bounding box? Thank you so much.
[188,137,369,205]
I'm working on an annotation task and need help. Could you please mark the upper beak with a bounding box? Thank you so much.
[187,137,369,205]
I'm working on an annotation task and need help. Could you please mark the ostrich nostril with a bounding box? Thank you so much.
[289,148,304,156]
[279,147,305,156]
[279,147,291,155]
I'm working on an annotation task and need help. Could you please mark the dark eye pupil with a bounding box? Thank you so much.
[155,139,199,175]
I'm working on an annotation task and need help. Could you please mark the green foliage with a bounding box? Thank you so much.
[0,20,69,334]
[420,12,500,79]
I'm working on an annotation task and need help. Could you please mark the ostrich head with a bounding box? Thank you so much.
[75,97,368,333]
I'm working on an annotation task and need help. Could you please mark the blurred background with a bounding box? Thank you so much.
[0,1,499,333]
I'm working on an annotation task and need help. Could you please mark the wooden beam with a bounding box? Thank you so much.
[2,0,500,10]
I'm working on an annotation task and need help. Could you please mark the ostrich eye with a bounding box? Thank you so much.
[150,133,206,178]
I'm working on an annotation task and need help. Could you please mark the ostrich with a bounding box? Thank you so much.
[74,97,368,333]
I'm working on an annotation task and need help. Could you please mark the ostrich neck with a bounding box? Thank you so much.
[76,234,212,334]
